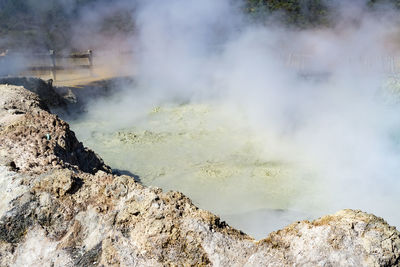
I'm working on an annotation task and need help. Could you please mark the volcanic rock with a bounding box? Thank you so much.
[0,84,108,174]
[0,82,399,266]
[0,77,65,108]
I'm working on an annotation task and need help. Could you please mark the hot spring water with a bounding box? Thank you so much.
[68,101,327,239]
[64,74,400,239]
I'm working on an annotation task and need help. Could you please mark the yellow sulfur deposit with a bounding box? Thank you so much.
[70,102,319,238]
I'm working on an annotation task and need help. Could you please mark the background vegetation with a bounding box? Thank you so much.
[0,0,135,51]
[246,0,400,27]
[246,0,329,27]
[0,0,399,52]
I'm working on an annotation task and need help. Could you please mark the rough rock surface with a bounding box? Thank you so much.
[0,82,400,266]
[0,84,108,174]
[0,77,65,108]
[249,210,400,266]
[54,77,135,117]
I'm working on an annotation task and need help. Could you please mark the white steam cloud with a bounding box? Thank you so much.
[73,0,400,236]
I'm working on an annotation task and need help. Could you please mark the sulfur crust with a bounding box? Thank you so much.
[70,103,319,227]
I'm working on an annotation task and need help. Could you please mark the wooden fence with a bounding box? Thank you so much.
[282,53,400,74]
[0,49,93,81]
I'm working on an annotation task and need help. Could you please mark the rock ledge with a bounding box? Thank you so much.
[0,83,399,266]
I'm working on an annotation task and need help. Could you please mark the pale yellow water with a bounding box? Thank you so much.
[70,102,320,238]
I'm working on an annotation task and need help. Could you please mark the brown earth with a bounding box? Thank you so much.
[0,83,399,266]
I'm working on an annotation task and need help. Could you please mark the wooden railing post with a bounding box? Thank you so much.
[2,49,96,79]
[49,50,56,81]
[88,50,93,76]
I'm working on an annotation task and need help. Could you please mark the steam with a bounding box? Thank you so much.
[4,0,400,236]
[84,0,400,226]
[0,0,136,78]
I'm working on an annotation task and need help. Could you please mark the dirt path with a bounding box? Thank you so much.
[20,52,136,87]
[26,65,134,87]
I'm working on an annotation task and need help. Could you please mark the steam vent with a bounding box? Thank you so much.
[2,0,400,266]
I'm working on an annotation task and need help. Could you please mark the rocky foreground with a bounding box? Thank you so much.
[0,81,400,266]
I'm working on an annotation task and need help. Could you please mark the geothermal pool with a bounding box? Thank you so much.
[68,101,327,239]
[64,74,400,239]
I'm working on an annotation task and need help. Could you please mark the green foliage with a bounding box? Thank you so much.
[1,0,400,51]
[368,0,400,8]
[246,0,400,28]
[0,0,134,51]
[245,0,329,28]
